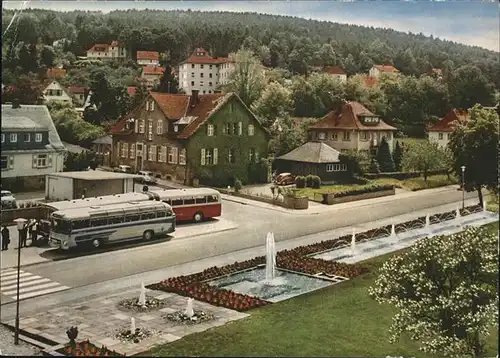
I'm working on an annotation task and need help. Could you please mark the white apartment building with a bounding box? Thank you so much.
[178,48,235,94]
[86,41,127,60]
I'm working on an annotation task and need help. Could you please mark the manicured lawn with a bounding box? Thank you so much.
[145,222,499,357]
[295,183,376,200]
[372,174,458,191]
[487,190,499,213]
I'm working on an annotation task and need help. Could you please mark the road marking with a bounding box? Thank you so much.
[0,269,70,301]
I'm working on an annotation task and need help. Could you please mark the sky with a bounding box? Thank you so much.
[3,0,499,52]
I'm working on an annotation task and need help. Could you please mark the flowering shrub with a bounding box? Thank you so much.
[148,280,270,312]
[277,256,367,278]
[59,340,123,357]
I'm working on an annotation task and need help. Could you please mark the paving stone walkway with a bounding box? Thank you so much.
[5,288,248,356]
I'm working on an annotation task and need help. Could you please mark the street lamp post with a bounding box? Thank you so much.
[461,166,466,210]
[13,217,27,345]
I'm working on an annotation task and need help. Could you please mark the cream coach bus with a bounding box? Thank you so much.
[49,201,176,250]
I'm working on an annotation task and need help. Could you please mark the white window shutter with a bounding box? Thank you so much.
[32,155,37,168]
[238,122,242,135]
[213,148,218,165]
[150,101,155,111]
[134,119,138,133]
[173,148,178,164]
[201,149,206,166]
[145,101,150,111]
[48,154,52,166]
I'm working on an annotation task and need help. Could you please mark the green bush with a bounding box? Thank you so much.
[234,178,243,193]
[333,184,394,198]
[306,174,314,188]
[311,175,321,189]
[295,176,306,188]
[368,158,380,174]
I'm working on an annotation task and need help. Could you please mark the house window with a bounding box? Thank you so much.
[191,72,195,78]
[156,120,163,135]
[343,131,350,141]
[209,65,213,69]
[191,81,195,86]
[130,144,135,159]
[23,133,30,142]
[438,133,444,140]
[1,156,8,169]
[150,101,155,111]
[35,133,42,142]
[122,143,129,158]
[318,132,326,140]
[148,145,156,161]
[1,134,4,143]
[10,133,17,143]
[139,120,145,133]
[447,133,451,140]
[249,148,255,162]
[238,122,243,136]
[191,64,195,69]
[361,131,370,140]
[209,82,213,87]
[200,148,218,166]
[248,124,255,136]
[200,73,204,78]
[207,124,214,136]
[167,147,175,163]
[326,164,334,172]
[228,148,236,163]
[179,148,186,165]
[331,132,338,140]
[200,81,204,86]
[329,164,347,171]
[35,154,48,168]
[200,64,204,69]
[209,73,213,78]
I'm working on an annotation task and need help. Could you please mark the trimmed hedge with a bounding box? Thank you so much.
[364,169,448,180]
[295,176,306,188]
[332,184,394,198]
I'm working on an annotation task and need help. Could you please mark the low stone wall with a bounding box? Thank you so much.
[219,189,308,210]
[320,188,396,205]
[1,207,48,226]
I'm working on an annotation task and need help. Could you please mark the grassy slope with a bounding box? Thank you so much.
[146,222,499,357]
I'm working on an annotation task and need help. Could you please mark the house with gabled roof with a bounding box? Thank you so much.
[427,108,469,148]
[309,100,397,157]
[140,65,165,89]
[137,51,160,66]
[322,66,347,82]
[86,41,127,61]
[42,80,73,105]
[110,90,269,186]
[369,65,400,78]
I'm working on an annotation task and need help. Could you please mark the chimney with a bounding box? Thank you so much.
[190,90,199,108]
[12,98,21,109]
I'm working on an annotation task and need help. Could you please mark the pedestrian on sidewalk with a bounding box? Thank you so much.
[31,219,39,247]
[20,224,28,248]
[1,225,10,250]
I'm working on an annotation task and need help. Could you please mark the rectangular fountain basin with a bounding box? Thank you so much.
[208,267,340,303]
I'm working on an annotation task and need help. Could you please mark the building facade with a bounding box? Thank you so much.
[141,65,165,89]
[91,135,113,167]
[43,80,73,105]
[322,66,347,83]
[86,41,127,60]
[1,103,66,190]
[178,48,235,94]
[369,65,400,78]
[136,51,160,66]
[309,101,397,156]
[427,108,469,148]
[110,90,269,186]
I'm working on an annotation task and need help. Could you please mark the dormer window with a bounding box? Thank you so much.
[10,133,17,143]
[174,125,179,132]
[318,132,326,140]
[207,124,214,136]
[23,133,30,142]
[35,133,42,142]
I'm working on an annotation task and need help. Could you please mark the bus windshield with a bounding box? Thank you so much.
[52,218,72,234]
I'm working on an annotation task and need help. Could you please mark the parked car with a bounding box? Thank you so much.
[1,190,17,209]
[274,172,295,186]
[136,171,157,185]
[114,165,132,173]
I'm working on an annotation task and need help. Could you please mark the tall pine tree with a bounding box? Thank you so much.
[393,140,403,171]
[154,64,179,94]
[376,137,396,172]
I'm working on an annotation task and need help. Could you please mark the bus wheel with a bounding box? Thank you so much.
[91,239,101,248]
[193,212,204,222]
[143,230,154,240]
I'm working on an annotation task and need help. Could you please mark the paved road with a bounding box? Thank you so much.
[3,187,478,292]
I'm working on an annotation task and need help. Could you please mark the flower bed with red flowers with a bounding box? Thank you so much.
[57,340,123,357]
[277,255,367,278]
[147,205,483,312]
[147,280,270,312]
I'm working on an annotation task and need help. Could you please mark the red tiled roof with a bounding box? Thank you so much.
[362,76,378,88]
[150,92,189,119]
[323,66,346,75]
[427,109,469,132]
[88,44,110,53]
[142,65,165,76]
[68,86,86,94]
[127,86,137,96]
[310,101,397,131]
[47,68,67,78]
[137,51,159,61]
[181,47,231,65]
[373,65,399,73]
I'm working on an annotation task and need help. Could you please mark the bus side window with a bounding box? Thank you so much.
[109,216,124,224]
[172,199,183,207]
[73,220,90,230]
[163,199,171,205]
[157,211,166,218]
[184,198,195,205]
[141,212,156,220]
[208,195,218,203]
[91,218,107,227]
[195,197,207,204]
[126,214,140,222]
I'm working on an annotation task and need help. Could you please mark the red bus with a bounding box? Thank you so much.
[151,188,222,222]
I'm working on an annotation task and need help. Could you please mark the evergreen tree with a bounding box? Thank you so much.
[376,137,396,172]
[393,140,403,171]
[154,64,179,94]
[368,156,380,174]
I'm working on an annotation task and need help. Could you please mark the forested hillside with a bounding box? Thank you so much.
[2,8,499,88]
